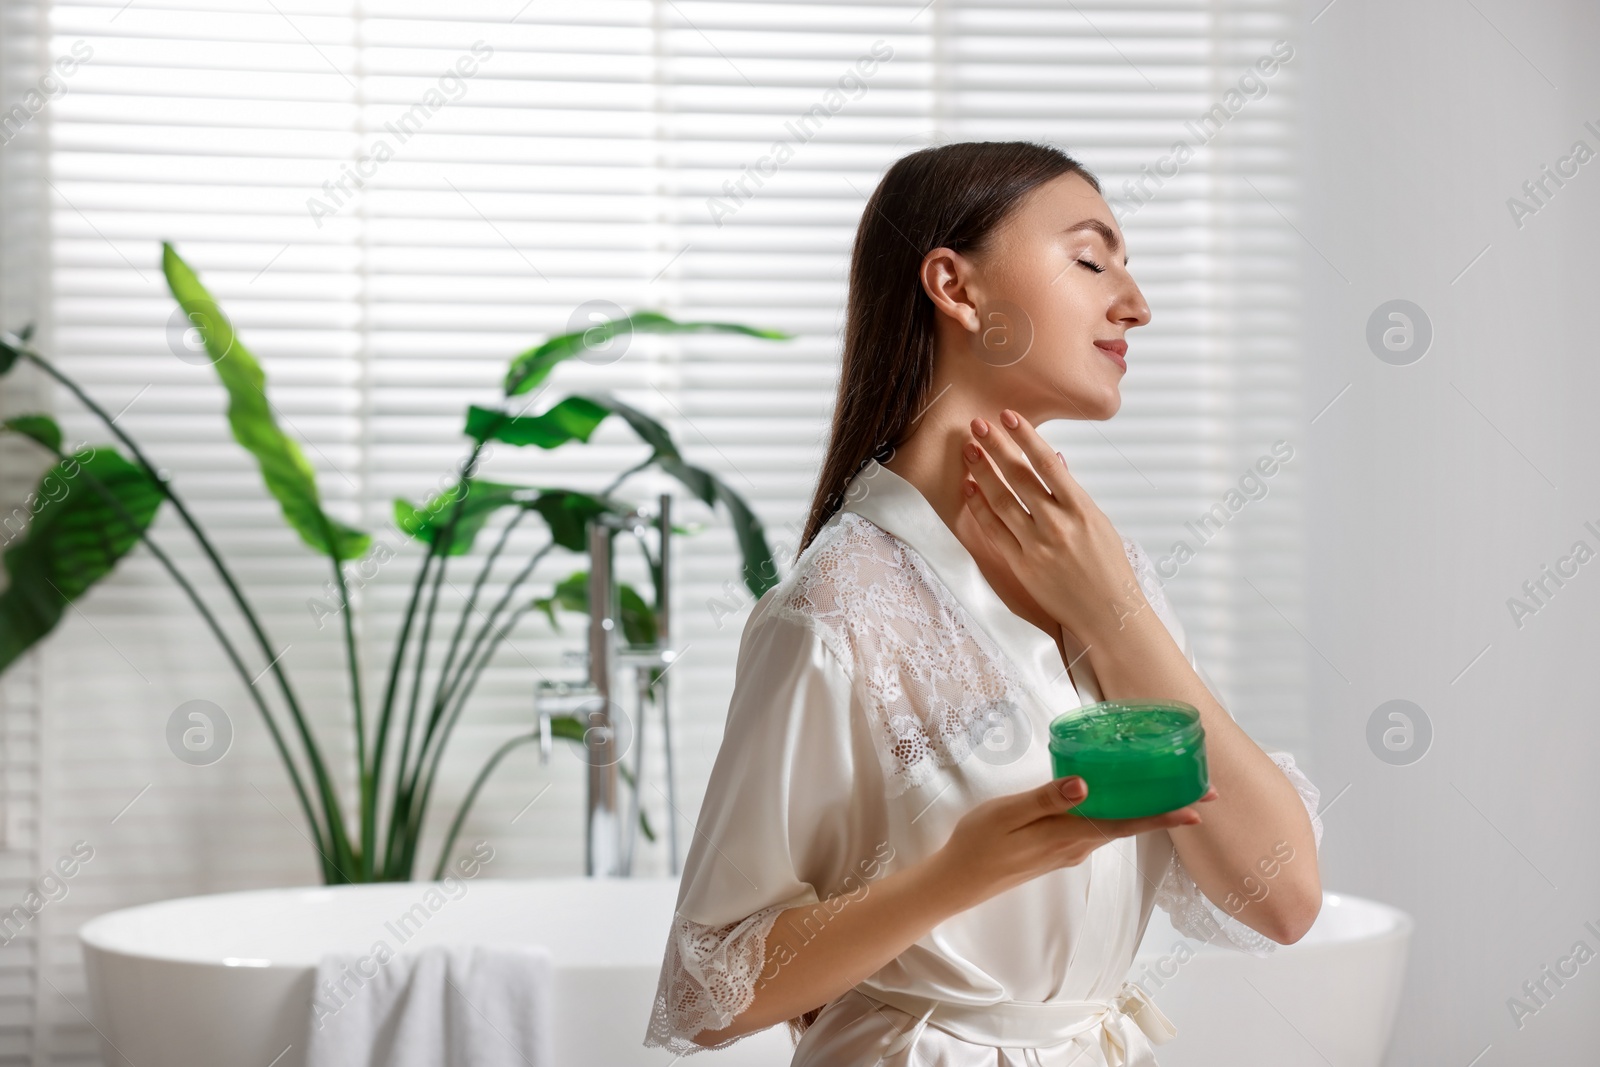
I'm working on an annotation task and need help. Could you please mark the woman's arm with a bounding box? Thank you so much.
[1081,606,1322,944]
[691,846,969,1046]
[693,773,1211,1046]
[956,409,1321,946]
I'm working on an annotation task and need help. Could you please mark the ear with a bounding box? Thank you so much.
[919,247,981,333]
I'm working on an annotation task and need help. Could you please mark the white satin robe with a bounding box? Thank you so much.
[644,459,1324,1066]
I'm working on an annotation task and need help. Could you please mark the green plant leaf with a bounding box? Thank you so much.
[396,484,623,557]
[503,310,790,398]
[546,713,586,745]
[658,456,776,598]
[592,394,676,456]
[525,489,624,552]
[394,481,527,556]
[0,450,163,672]
[532,570,658,647]
[162,243,370,562]
[578,394,777,599]
[2,415,64,453]
[618,582,659,647]
[530,571,585,630]
[0,333,21,375]
[396,479,627,556]
[465,397,610,448]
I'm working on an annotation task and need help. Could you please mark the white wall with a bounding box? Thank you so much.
[1300,0,1600,1061]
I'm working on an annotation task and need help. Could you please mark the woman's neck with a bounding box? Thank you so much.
[880,390,1072,658]
[881,426,969,533]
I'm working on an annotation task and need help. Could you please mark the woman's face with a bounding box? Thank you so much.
[939,171,1151,422]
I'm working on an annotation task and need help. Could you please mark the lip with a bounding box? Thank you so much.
[1095,339,1127,369]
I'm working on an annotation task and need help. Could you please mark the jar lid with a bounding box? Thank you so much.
[1047,701,1202,763]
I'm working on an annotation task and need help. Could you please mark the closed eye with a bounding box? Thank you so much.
[1077,257,1106,274]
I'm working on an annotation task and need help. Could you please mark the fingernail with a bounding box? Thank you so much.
[963,480,977,497]
[1056,451,1065,465]
[1058,776,1083,796]
[972,418,990,437]
[963,442,981,462]
[1001,410,1019,429]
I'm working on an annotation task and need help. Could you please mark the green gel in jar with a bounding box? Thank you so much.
[1047,701,1208,819]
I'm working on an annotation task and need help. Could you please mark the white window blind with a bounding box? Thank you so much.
[0,0,1301,1060]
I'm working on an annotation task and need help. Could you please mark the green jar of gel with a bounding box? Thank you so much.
[1047,701,1209,819]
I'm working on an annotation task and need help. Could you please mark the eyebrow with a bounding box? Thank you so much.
[1064,219,1128,265]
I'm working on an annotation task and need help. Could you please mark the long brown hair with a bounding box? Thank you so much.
[785,142,1100,1046]
[797,141,1101,557]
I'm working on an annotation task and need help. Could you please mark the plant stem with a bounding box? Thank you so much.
[380,445,482,878]
[22,348,356,877]
[34,441,335,878]
[428,460,643,726]
[390,539,549,878]
[603,458,652,497]
[331,554,369,880]
[368,545,432,874]
[384,548,448,874]
[404,596,539,873]
[629,526,665,709]
[430,730,538,880]
[432,507,526,720]
[431,716,653,880]
[422,540,553,764]
[392,508,528,875]
[405,539,451,762]
[404,467,650,873]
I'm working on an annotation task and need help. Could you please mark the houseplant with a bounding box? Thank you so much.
[0,243,787,883]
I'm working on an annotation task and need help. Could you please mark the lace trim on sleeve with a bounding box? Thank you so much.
[1154,751,1324,957]
[644,901,790,1056]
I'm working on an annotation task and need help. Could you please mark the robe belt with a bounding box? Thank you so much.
[857,981,1178,1066]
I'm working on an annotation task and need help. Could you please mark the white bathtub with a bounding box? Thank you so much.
[1131,892,1412,1067]
[79,879,1409,1067]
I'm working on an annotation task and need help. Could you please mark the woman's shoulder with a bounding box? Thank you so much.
[779,509,907,608]
[745,509,913,669]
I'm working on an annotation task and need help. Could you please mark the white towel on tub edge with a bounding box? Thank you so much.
[306,943,554,1067]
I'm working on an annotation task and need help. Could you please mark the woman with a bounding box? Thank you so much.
[644,141,1324,1066]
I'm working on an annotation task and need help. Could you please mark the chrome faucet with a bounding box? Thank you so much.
[534,494,680,878]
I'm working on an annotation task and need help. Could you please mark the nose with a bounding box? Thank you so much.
[1113,273,1151,329]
